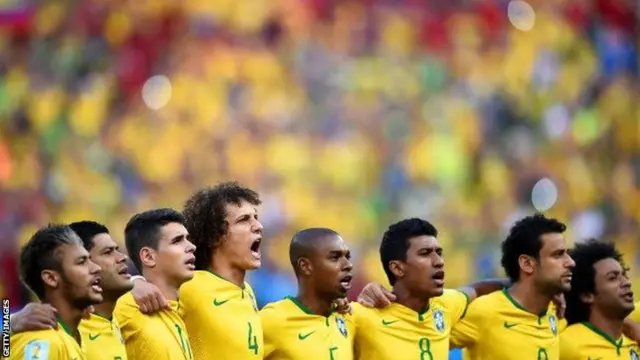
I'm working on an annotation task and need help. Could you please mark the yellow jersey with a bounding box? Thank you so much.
[179,270,263,360]
[79,313,127,360]
[353,289,469,360]
[261,297,355,360]
[114,292,193,360]
[451,289,566,360]
[560,322,639,360]
[9,320,86,360]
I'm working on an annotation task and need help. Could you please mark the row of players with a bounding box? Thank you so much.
[6,181,640,360]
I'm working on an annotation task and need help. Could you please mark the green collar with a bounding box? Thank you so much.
[582,322,624,355]
[206,269,246,290]
[502,288,548,323]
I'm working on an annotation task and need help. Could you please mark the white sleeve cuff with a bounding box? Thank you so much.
[130,275,147,283]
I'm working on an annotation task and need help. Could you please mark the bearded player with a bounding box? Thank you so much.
[450,213,574,360]
[10,224,103,360]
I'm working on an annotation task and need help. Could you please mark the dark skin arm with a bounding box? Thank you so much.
[10,303,95,335]
[357,279,567,319]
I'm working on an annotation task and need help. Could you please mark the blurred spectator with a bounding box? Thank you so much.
[0,0,638,311]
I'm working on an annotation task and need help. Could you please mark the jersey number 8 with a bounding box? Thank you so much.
[418,337,434,360]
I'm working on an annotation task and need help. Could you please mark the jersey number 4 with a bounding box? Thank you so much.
[247,322,259,355]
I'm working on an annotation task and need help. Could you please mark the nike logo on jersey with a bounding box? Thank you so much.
[298,331,315,340]
[213,298,229,306]
[88,333,101,340]
[503,322,518,328]
[382,319,398,326]
[587,357,602,360]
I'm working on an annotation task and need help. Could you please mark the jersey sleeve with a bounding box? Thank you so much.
[450,297,485,348]
[113,294,145,342]
[445,289,470,324]
[11,334,65,360]
[259,306,280,358]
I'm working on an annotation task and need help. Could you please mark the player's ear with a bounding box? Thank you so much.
[139,247,156,268]
[388,260,404,280]
[298,257,312,276]
[518,255,535,276]
[579,292,595,305]
[41,269,60,289]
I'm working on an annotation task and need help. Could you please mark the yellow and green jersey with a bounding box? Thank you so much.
[9,320,86,360]
[114,292,193,360]
[79,313,127,360]
[179,270,263,360]
[261,297,355,360]
[560,322,639,360]
[451,289,566,360]
[353,289,469,360]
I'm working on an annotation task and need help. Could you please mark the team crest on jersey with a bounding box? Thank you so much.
[630,348,639,360]
[25,340,50,360]
[336,317,348,337]
[548,315,558,335]
[433,309,446,333]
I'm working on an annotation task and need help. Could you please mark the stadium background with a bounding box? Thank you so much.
[0,1,638,357]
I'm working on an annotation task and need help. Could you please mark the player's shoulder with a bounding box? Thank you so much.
[469,289,505,308]
[350,301,380,318]
[11,328,64,356]
[260,298,293,325]
[458,289,504,319]
[179,270,208,293]
[113,291,141,323]
[560,322,584,337]
[115,291,137,309]
[432,289,468,307]
[260,298,291,314]
[11,328,60,343]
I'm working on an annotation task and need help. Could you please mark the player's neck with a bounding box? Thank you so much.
[507,282,552,315]
[588,310,624,340]
[209,257,246,288]
[144,271,179,301]
[49,296,84,342]
[93,301,116,319]
[295,288,334,317]
[392,284,431,314]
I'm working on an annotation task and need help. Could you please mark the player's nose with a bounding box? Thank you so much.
[185,239,196,253]
[342,258,353,272]
[252,218,264,233]
[564,254,576,268]
[116,250,127,264]
[89,259,101,275]
[621,276,632,288]
[433,254,444,268]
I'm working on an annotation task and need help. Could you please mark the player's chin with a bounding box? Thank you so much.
[430,287,445,297]
[87,292,104,304]
[183,269,195,280]
[244,257,262,270]
[559,282,572,292]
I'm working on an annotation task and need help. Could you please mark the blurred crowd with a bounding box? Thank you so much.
[0,0,638,310]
